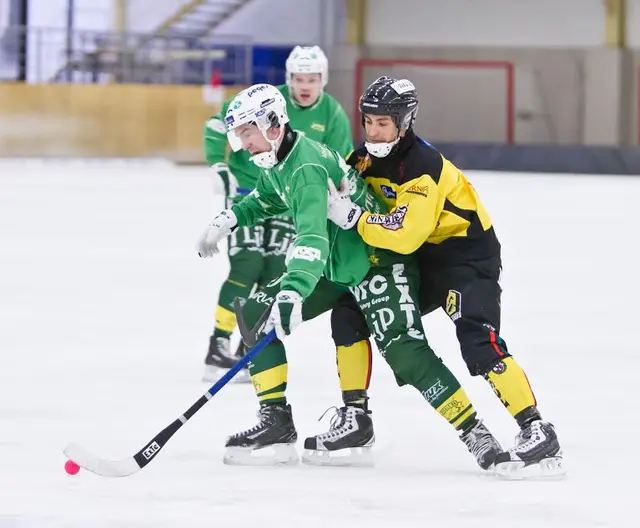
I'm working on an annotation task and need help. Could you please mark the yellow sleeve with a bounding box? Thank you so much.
[356,174,441,254]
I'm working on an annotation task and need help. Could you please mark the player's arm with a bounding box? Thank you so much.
[203,102,230,166]
[231,174,289,226]
[279,165,331,299]
[323,104,354,158]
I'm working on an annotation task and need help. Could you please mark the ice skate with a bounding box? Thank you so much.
[302,406,375,467]
[223,403,298,466]
[493,420,565,479]
[460,419,502,470]
[202,336,250,383]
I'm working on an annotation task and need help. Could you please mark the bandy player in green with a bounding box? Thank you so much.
[195,84,507,470]
[202,46,355,383]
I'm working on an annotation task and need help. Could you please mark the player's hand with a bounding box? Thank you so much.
[264,290,303,341]
[327,177,363,230]
[196,209,238,258]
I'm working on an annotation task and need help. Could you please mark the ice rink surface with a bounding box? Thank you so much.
[1,160,637,527]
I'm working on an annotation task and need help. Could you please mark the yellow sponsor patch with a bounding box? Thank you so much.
[405,183,429,197]
[446,289,462,321]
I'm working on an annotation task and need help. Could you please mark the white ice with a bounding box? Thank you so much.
[0,160,637,527]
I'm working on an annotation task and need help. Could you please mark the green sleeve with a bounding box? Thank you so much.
[280,166,331,298]
[203,100,231,166]
[231,174,289,226]
[323,103,354,158]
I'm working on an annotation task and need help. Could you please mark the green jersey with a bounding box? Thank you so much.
[203,85,353,201]
[231,133,385,299]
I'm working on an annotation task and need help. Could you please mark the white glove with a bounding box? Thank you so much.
[196,209,238,258]
[327,177,363,230]
[264,290,303,341]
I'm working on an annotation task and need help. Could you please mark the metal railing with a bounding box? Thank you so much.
[0,25,252,85]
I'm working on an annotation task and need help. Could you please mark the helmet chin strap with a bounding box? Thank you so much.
[251,127,285,169]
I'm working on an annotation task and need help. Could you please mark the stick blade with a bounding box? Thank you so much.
[63,443,141,478]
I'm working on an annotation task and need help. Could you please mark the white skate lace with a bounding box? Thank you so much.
[511,421,544,454]
[231,406,273,438]
[315,406,355,441]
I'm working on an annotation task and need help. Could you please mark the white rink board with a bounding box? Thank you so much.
[0,160,637,527]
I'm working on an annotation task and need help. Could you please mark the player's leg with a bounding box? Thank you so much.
[222,215,296,380]
[439,255,563,477]
[203,220,265,382]
[331,294,373,409]
[223,276,343,466]
[353,256,502,470]
[302,293,375,466]
[234,214,295,361]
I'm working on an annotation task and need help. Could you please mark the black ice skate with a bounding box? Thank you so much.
[493,420,565,479]
[460,419,502,470]
[223,403,298,466]
[202,336,250,383]
[302,406,375,467]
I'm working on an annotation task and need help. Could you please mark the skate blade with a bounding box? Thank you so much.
[202,365,251,384]
[302,446,375,467]
[223,443,299,466]
[492,456,566,480]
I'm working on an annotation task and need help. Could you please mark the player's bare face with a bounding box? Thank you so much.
[364,115,399,143]
[233,123,271,154]
[290,73,322,107]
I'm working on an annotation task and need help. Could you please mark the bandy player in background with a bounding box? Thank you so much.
[200,46,371,393]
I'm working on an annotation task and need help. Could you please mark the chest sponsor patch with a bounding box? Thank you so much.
[365,205,408,231]
[380,184,397,199]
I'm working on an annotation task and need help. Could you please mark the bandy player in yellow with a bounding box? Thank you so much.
[326,76,564,479]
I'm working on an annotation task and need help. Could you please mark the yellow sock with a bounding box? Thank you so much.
[486,357,537,417]
[215,305,237,334]
[251,364,288,404]
[336,340,372,392]
[435,388,477,430]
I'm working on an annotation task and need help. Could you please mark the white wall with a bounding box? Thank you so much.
[126,0,189,34]
[211,0,323,44]
[628,0,640,48]
[126,0,326,44]
[27,0,111,30]
[16,0,640,49]
[366,0,606,48]
[0,0,9,26]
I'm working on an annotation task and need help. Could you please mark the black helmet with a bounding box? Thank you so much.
[359,76,419,130]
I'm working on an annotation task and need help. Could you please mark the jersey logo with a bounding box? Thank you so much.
[355,155,371,173]
[288,245,322,263]
[311,123,326,132]
[446,289,462,321]
[405,183,429,197]
[380,185,397,199]
[365,205,408,231]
